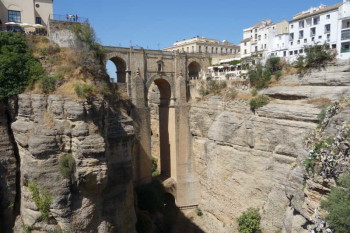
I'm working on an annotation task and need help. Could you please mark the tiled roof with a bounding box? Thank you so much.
[240,38,252,43]
[290,2,343,22]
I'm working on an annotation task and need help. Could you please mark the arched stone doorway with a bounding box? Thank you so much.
[188,61,201,80]
[147,77,174,178]
[108,56,126,83]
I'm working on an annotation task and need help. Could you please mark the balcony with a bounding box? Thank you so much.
[341,30,350,41]
[341,48,350,53]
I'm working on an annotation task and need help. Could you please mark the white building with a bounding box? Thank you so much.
[240,19,273,59]
[288,2,342,61]
[240,0,350,62]
[164,36,240,56]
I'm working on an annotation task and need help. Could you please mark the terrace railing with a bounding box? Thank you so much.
[49,14,89,23]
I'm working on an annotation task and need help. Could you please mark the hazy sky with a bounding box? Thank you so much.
[53,0,342,78]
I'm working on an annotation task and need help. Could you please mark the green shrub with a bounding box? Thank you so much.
[321,172,350,233]
[199,87,210,97]
[304,157,317,175]
[196,207,203,216]
[226,88,237,100]
[74,83,95,98]
[237,208,261,233]
[249,95,270,111]
[317,109,326,128]
[38,44,60,56]
[28,181,52,222]
[251,88,258,96]
[151,157,160,177]
[40,75,56,94]
[265,57,282,73]
[23,225,33,233]
[70,23,106,62]
[304,44,335,69]
[249,64,271,90]
[59,154,75,179]
[207,80,222,95]
[0,32,47,100]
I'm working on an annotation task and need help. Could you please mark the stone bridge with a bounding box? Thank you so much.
[104,46,211,207]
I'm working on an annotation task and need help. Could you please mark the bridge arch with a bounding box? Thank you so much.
[147,75,176,179]
[107,56,127,83]
[188,61,201,80]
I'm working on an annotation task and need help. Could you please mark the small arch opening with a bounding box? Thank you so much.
[188,61,201,80]
[108,56,126,83]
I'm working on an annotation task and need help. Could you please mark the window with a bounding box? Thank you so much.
[297,40,300,44]
[258,35,261,40]
[290,42,293,45]
[299,30,304,39]
[332,44,336,49]
[157,63,162,72]
[199,46,202,53]
[325,24,331,33]
[289,33,294,41]
[244,42,247,46]
[304,39,307,43]
[244,49,247,54]
[319,35,322,39]
[326,14,330,19]
[264,34,267,39]
[341,42,350,53]
[35,3,40,8]
[8,10,21,23]
[283,51,287,57]
[294,50,298,54]
[255,46,258,52]
[211,47,213,53]
[35,17,42,24]
[327,34,331,41]
[289,51,293,55]
[264,44,266,49]
[205,46,208,53]
[310,27,316,36]
[291,24,294,29]
[313,17,320,25]
[192,46,194,52]
[312,37,315,41]
[299,49,303,53]
[299,21,304,29]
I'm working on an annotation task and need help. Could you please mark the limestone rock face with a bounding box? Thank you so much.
[0,106,17,232]
[190,97,315,233]
[188,63,350,233]
[11,94,136,233]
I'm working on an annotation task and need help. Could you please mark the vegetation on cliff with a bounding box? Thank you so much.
[236,208,261,233]
[321,172,350,233]
[27,182,52,222]
[0,32,47,100]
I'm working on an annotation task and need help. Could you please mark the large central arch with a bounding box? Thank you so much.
[147,77,175,179]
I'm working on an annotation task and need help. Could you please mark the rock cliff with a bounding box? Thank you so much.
[188,62,350,233]
[2,94,136,233]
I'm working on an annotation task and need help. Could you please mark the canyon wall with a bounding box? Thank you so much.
[188,62,350,233]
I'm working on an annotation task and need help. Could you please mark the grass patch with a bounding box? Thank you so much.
[28,181,52,222]
[59,154,75,179]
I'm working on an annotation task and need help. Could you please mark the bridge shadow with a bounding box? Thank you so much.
[135,178,206,233]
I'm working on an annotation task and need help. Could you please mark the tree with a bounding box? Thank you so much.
[321,172,350,233]
[0,32,46,100]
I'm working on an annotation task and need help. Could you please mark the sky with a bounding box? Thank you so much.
[53,0,342,78]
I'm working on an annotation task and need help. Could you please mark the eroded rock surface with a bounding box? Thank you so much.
[188,63,350,233]
[11,94,136,233]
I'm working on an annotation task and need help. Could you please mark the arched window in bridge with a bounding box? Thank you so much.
[157,60,163,72]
